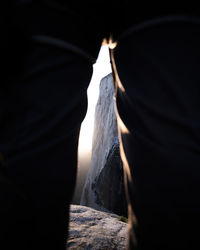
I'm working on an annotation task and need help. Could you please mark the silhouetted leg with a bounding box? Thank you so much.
[0,42,93,250]
[111,17,200,249]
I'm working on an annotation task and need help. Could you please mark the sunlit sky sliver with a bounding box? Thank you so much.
[78,45,112,155]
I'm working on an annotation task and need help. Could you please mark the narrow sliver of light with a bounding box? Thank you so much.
[78,45,112,156]
[72,45,112,204]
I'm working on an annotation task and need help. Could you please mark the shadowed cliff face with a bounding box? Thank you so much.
[81,74,127,216]
[93,141,127,217]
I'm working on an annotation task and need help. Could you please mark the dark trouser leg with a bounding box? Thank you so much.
[1,136,78,250]
[0,43,93,249]
[111,18,200,249]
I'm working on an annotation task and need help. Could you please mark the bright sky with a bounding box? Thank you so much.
[78,45,112,154]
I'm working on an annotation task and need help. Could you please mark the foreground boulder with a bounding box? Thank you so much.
[67,205,128,249]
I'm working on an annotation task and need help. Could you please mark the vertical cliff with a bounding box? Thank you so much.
[80,73,127,216]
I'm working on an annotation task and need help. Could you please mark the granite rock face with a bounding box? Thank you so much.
[93,141,127,217]
[80,74,127,216]
[67,205,128,250]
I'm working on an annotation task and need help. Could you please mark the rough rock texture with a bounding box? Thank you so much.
[93,141,127,217]
[67,205,128,250]
[80,74,127,216]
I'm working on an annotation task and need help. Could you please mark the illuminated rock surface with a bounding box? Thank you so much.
[80,74,127,216]
[67,205,128,250]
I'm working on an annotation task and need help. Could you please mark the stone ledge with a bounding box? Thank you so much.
[67,205,128,249]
